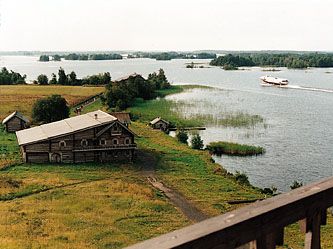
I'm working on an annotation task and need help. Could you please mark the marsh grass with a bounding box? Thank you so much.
[130,85,264,128]
[206,141,265,156]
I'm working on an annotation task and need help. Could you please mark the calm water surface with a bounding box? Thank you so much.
[1,56,332,191]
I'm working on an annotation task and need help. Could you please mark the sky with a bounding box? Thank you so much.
[0,0,332,52]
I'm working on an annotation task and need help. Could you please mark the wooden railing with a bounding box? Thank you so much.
[125,177,333,249]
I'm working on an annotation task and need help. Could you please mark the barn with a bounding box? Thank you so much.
[15,110,136,164]
[110,112,131,127]
[2,111,30,132]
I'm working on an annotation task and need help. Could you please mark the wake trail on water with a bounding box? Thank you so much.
[279,84,333,93]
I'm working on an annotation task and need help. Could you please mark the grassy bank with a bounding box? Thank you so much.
[0,85,104,120]
[206,141,265,156]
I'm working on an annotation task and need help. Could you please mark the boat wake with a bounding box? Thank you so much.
[279,84,333,93]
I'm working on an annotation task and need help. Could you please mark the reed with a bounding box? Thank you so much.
[206,141,265,156]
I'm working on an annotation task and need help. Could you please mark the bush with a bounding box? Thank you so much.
[37,74,49,85]
[191,134,204,150]
[290,181,303,190]
[176,130,188,144]
[206,141,265,156]
[234,171,250,185]
[32,95,69,123]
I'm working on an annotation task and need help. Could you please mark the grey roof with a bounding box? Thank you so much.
[16,110,117,146]
[150,117,169,125]
[2,111,30,125]
[114,73,143,82]
[110,112,131,124]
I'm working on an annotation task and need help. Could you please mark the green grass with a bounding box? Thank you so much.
[206,141,265,156]
[0,125,21,169]
[0,163,189,249]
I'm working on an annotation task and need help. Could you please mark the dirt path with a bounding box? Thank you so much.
[137,150,209,223]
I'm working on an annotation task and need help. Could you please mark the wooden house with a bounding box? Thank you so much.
[113,73,143,83]
[2,111,30,132]
[15,110,136,164]
[149,117,170,131]
[110,112,131,127]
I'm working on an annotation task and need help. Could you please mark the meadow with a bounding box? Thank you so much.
[0,85,104,120]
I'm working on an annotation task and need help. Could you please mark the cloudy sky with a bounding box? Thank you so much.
[0,0,332,51]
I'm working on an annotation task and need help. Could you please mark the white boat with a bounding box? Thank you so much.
[260,76,289,86]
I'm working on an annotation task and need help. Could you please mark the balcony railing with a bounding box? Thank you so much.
[125,176,333,249]
[73,144,136,152]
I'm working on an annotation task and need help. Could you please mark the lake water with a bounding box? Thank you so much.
[1,56,333,191]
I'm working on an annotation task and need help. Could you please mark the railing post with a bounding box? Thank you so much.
[300,211,322,249]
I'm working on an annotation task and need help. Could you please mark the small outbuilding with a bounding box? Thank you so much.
[150,117,170,131]
[2,111,30,132]
[110,112,131,127]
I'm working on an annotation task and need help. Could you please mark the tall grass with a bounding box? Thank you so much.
[206,141,265,156]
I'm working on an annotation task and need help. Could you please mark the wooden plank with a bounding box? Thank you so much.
[304,212,321,249]
[125,177,333,249]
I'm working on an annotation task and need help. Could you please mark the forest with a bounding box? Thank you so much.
[210,53,333,69]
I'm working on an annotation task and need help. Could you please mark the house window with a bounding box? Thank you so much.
[100,138,107,146]
[112,138,118,145]
[59,141,66,148]
[81,139,88,147]
[125,138,131,145]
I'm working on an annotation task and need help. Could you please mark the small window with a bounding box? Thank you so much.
[100,138,107,146]
[81,139,88,147]
[112,138,118,145]
[113,125,119,131]
[125,138,131,145]
[59,141,66,148]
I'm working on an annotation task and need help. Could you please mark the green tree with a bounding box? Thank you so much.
[39,55,50,62]
[68,71,78,85]
[191,134,204,150]
[49,73,57,84]
[52,55,61,61]
[58,68,68,85]
[37,74,49,85]
[32,95,69,123]
[176,130,188,144]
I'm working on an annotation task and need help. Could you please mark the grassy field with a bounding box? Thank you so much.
[0,85,104,120]
[0,164,189,249]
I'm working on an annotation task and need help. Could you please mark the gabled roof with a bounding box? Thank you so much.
[2,111,30,125]
[113,73,144,83]
[110,112,131,124]
[16,110,117,146]
[150,117,169,125]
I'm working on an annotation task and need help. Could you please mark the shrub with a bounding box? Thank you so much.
[176,130,188,144]
[191,134,204,150]
[234,171,250,185]
[290,180,303,190]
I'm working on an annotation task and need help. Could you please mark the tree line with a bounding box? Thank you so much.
[104,69,171,110]
[0,67,26,85]
[210,53,333,69]
[132,52,217,60]
[39,53,123,62]
[36,68,111,86]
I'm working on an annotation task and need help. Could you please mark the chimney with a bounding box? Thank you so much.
[94,114,98,120]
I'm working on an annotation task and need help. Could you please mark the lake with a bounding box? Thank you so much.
[1,55,333,191]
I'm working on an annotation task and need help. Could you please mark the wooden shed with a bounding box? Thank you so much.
[149,117,170,131]
[2,111,30,132]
